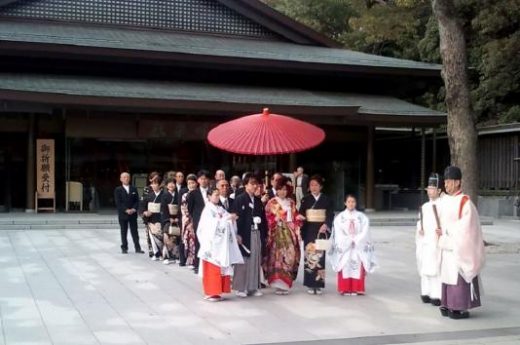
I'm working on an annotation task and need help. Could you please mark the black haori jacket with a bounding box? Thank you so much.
[230,192,268,257]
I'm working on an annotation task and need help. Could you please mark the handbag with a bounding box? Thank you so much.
[147,202,161,213]
[168,204,179,216]
[168,225,181,236]
[149,222,162,236]
[314,232,331,251]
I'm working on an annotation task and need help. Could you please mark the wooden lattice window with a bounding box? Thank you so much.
[0,0,280,39]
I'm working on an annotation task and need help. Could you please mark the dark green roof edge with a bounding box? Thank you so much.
[0,73,446,119]
[0,20,441,74]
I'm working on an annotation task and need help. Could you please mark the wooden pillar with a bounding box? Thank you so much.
[420,128,426,201]
[432,127,437,173]
[26,113,35,212]
[289,153,296,173]
[366,126,375,211]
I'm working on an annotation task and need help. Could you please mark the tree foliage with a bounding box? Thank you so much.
[263,0,520,124]
[263,0,357,40]
[468,1,520,123]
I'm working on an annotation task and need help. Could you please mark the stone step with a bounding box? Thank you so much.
[0,213,493,231]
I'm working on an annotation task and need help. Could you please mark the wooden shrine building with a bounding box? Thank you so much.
[0,0,446,212]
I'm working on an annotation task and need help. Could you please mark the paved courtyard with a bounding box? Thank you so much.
[0,218,519,345]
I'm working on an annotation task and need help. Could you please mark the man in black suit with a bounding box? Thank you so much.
[230,174,268,297]
[209,169,226,189]
[228,175,240,199]
[267,172,283,199]
[114,172,143,254]
[187,169,210,273]
[217,179,234,211]
[175,171,188,196]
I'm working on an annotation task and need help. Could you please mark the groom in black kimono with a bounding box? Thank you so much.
[230,174,268,297]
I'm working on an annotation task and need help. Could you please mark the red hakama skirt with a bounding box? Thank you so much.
[202,260,231,296]
[337,266,366,294]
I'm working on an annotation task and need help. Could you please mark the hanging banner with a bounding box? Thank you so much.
[36,139,55,197]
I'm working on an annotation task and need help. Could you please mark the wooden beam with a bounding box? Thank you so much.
[26,113,35,211]
[366,126,375,210]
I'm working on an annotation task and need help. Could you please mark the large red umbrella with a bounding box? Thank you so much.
[207,108,325,155]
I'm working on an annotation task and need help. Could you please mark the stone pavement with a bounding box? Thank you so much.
[0,217,519,345]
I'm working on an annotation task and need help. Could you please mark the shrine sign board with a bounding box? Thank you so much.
[36,139,55,198]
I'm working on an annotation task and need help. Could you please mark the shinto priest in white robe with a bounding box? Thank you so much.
[416,194,443,300]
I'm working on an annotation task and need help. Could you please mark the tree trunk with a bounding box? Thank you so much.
[431,0,478,204]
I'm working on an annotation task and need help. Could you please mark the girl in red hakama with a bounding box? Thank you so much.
[197,188,243,301]
[329,194,377,295]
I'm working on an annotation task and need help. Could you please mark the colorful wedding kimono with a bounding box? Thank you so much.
[264,197,302,292]
[197,202,243,297]
[181,191,197,266]
[329,208,377,294]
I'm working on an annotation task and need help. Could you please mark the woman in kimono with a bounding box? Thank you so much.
[264,177,303,295]
[329,194,377,295]
[181,174,198,267]
[140,171,160,257]
[161,179,179,265]
[299,175,334,295]
[197,187,243,301]
[139,175,164,261]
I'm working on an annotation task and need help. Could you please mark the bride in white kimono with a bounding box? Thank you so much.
[197,188,243,301]
[329,194,377,295]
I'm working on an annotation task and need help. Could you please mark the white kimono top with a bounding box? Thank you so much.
[329,209,377,279]
[416,196,443,277]
[197,202,244,275]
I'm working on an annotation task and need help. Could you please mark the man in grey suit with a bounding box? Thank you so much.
[294,166,309,209]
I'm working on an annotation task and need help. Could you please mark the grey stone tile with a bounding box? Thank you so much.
[1,219,520,345]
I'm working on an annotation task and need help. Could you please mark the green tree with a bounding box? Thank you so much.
[265,0,519,124]
[342,1,432,60]
[429,0,478,202]
[263,0,358,40]
[469,1,520,123]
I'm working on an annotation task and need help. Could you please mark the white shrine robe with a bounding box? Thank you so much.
[416,197,443,299]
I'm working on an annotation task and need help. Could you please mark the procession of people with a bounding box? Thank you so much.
[115,164,485,319]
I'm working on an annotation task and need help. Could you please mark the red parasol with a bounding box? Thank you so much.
[207,108,325,155]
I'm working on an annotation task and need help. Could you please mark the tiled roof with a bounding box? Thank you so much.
[0,73,446,118]
[0,21,441,73]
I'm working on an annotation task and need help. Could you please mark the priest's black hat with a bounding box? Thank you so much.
[427,173,442,188]
[444,166,462,180]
